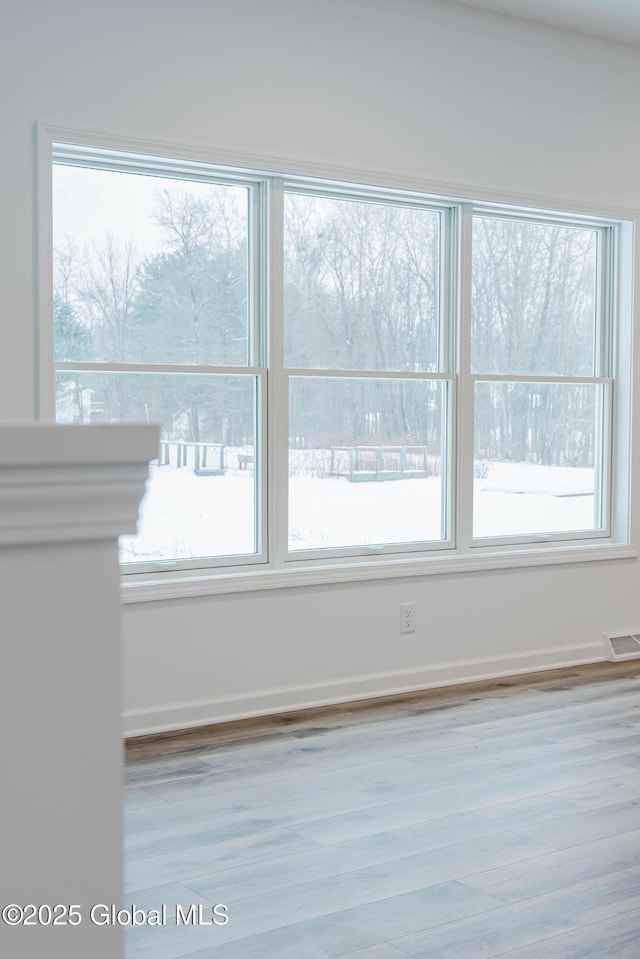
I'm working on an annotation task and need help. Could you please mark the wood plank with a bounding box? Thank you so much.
[124,661,640,959]
[477,908,640,959]
[392,865,640,957]
[461,827,640,904]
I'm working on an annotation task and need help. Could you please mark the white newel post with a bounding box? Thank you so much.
[0,424,158,959]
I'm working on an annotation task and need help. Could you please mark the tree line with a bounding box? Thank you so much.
[55,185,598,469]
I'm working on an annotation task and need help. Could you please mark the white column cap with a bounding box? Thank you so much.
[0,423,159,545]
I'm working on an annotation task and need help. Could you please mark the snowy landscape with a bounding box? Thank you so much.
[120,454,597,566]
[54,166,604,570]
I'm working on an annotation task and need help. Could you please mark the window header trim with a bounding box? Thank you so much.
[42,123,640,224]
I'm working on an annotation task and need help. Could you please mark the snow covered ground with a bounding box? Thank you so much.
[473,461,595,538]
[120,456,597,566]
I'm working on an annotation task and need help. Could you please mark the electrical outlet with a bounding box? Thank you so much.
[400,601,415,634]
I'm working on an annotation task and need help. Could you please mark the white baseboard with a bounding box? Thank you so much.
[123,642,604,737]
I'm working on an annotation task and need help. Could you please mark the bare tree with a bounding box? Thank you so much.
[79,234,140,363]
[472,217,597,466]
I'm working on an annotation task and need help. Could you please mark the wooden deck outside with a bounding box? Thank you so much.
[329,445,430,482]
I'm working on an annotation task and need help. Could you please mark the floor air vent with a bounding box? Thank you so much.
[603,633,640,661]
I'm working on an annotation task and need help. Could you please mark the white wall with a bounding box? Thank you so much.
[2,0,640,733]
[0,425,156,958]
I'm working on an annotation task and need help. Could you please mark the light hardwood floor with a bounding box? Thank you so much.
[125,662,640,958]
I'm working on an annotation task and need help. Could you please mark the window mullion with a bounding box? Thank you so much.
[457,203,474,551]
[38,127,56,422]
[441,206,457,543]
[267,178,288,568]
[252,182,268,561]
[598,226,615,378]
[248,184,261,368]
[440,208,454,374]
[594,382,612,533]
[55,361,266,375]
[281,368,451,380]
[594,226,613,534]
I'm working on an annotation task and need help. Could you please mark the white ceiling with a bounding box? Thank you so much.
[447,0,640,47]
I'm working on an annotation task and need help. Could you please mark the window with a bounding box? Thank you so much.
[52,157,264,570]
[283,191,451,555]
[470,215,610,543]
[46,136,631,585]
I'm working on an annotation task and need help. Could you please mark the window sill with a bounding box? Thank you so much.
[120,542,637,604]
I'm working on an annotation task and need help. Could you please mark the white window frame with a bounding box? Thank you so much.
[46,144,270,574]
[36,125,637,602]
[278,182,455,562]
[463,206,616,550]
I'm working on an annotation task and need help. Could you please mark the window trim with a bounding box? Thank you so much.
[48,153,269,572]
[36,123,638,598]
[120,542,638,604]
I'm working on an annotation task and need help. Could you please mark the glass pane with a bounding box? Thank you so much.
[53,163,249,365]
[472,217,597,376]
[56,371,258,563]
[284,194,440,372]
[473,382,605,538]
[289,377,446,551]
